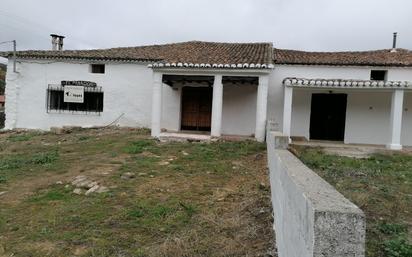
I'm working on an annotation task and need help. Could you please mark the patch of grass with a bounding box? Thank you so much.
[124,199,197,233]
[29,187,72,202]
[78,135,90,141]
[32,150,59,165]
[384,236,412,257]
[295,146,412,257]
[124,139,156,154]
[0,155,26,170]
[0,150,59,183]
[7,133,37,142]
[379,222,408,235]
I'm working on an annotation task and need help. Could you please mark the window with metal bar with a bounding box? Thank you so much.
[46,85,104,114]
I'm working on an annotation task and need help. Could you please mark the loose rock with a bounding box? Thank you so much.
[87,181,98,189]
[71,175,87,186]
[85,185,100,196]
[96,186,109,193]
[73,188,83,195]
[255,153,264,161]
[121,172,135,180]
[0,191,7,196]
[76,180,94,189]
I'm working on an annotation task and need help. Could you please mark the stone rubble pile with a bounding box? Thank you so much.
[70,175,108,195]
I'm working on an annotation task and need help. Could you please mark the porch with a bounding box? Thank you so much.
[282,78,412,150]
[151,70,270,142]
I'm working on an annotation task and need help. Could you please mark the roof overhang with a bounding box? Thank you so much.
[283,77,412,90]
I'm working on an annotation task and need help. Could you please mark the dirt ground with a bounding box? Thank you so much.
[0,127,275,257]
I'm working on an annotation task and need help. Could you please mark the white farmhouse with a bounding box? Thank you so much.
[1,35,412,149]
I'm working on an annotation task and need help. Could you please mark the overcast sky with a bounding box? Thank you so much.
[0,0,411,53]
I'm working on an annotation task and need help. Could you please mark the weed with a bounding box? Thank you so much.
[383,236,412,257]
[8,133,36,142]
[379,223,408,235]
[0,155,26,170]
[124,139,156,154]
[31,150,59,165]
[78,136,90,141]
[29,187,71,202]
[0,150,59,183]
[296,147,412,257]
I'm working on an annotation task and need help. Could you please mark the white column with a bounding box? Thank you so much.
[151,72,163,137]
[282,86,293,138]
[387,89,404,150]
[255,75,269,142]
[211,75,223,137]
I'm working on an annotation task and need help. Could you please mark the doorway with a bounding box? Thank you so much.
[309,93,347,141]
[181,87,213,132]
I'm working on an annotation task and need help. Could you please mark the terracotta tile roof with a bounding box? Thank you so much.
[0,41,273,68]
[274,48,412,67]
[3,41,411,68]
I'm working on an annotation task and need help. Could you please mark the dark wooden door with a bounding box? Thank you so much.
[181,87,212,131]
[309,94,347,141]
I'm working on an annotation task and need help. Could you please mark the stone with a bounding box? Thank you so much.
[71,175,87,186]
[73,188,83,195]
[55,181,63,185]
[96,186,109,193]
[138,172,147,177]
[85,185,100,195]
[0,191,7,196]
[87,181,98,189]
[62,126,82,133]
[50,127,64,135]
[121,172,135,179]
[182,151,189,156]
[158,161,170,166]
[254,153,264,161]
[76,180,94,189]
[65,185,70,189]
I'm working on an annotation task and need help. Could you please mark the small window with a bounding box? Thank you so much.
[370,70,387,81]
[47,85,104,114]
[90,64,105,74]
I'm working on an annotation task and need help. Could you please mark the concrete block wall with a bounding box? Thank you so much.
[267,131,365,257]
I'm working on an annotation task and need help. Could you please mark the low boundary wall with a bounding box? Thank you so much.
[267,131,365,257]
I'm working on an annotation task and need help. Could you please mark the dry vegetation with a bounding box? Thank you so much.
[0,128,274,257]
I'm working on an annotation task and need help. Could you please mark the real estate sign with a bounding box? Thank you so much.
[64,86,84,103]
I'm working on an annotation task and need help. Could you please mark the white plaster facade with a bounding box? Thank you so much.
[4,57,412,148]
[270,65,412,148]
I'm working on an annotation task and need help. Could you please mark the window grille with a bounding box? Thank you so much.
[46,85,104,114]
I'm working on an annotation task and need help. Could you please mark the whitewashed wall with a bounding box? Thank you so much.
[5,59,156,130]
[161,82,257,136]
[269,65,412,146]
[221,83,257,136]
[5,58,412,144]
